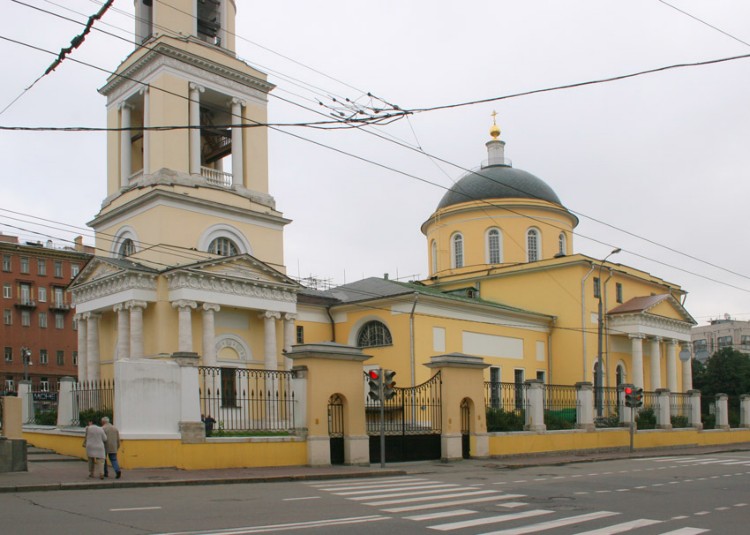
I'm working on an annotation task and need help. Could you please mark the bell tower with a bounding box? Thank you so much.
[91,0,288,272]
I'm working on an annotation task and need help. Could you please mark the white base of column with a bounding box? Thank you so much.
[441,433,463,462]
[307,436,331,466]
[344,435,370,465]
[472,433,489,458]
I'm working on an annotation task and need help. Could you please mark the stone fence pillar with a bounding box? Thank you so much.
[715,393,730,430]
[18,380,32,425]
[286,343,371,466]
[576,382,594,431]
[1,396,23,439]
[688,389,702,429]
[741,394,750,428]
[524,380,545,432]
[619,384,634,427]
[56,377,76,427]
[425,353,489,461]
[172,352,203,443]
[655,389,672,430]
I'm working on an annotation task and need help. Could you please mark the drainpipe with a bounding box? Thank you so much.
[602,268,614,390]
[409,292,419,387]
[326,305,335,342]
[581,263,596,382]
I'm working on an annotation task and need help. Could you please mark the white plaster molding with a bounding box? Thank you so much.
[259,311,282,320]
[202,303,221,313]
[167,271,296,305]
[610,314,692,341]
[215,334,252,362]
[72,272,157,311]
[172,299,198,310]
[197,223,252,255]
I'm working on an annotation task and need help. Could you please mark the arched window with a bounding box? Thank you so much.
[451,233,464,269]
[616,364,625,386]
[527,228,540,262]
[118,239,135,259]
[209,237,239,256]
[357,320,393,348]
[487,228,502,264]
[558,232,567,256]
[431,240,438,274]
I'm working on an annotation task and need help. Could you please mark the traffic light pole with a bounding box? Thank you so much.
[378,368,385,468]
[629,407,635,453]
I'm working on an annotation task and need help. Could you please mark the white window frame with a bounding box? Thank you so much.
[451,233,464,269]
[2,283,10,299]
[21,310,31,327]
[38,287,46,302]
[39,349,48,365]
[37,258,46,276]
[430,240,438,274]
[39,312,47,329]
[527,228,540,262]
[486,228,502,264]
[558,232,567,256]
[55,313,64,329]
[20,256,30,274]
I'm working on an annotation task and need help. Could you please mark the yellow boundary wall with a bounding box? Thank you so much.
[23,430,308,470]
[489,428,750,457]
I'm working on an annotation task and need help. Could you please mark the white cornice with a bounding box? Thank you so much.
[608,312,693,341]
[71,271,158,311]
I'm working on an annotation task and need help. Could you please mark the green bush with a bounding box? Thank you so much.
[486,408,524,432]
[35,410,57,426]
[544,409,576,430]
[636,407,656,430]
[78,408,113,427]
[702,413,716,430]
[670,415,689,428]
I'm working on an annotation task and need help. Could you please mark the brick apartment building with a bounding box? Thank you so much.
[1,233,93,394]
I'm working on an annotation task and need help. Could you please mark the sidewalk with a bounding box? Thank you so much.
[2,442,750,494]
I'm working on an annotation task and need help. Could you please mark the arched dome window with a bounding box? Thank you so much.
[558,232,567,256]
[431,240,438,274]
[451,233,464,269]
[209,237,239,256]
[616,364,625,386]
[357,320,393,348]
[118,239,135,259]
[486,228,502,264]
[527,228,540,262]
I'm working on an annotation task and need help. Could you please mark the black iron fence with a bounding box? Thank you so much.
[485,381,527,432]
[72,380,114,427]
[365,371,442,435]
[670,392,691,428]
[198,366,297,434]
[0,396,4,434]
[25,389,59,425]
[544,384,578,429]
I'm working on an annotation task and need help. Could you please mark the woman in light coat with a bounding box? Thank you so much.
[83,420,107,479]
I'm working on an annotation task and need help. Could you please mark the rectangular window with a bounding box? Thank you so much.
[741,335,750,350]
[717,335,732,349]
[3,309,11,325]
[1,254,10,272]
[73,351,78,366]
[4,347,11,362]
[56,350,64,366]
[2,283,10,299]
[53,287,64,307]
[37,258,46,276]
[296,325,304,344]
[55,313,64,329]
[72,317,78,331]
[38,287,46,302]
[40,378,50,392]
[54,260,63,278]
[514,369,525,410]
[20,283,32,305]
[5,377,14,392]
[593,277,601,299]
[616,282,623,303]
[21,310,31,327]
[536,370,546,383]
[220,368,237,407]
[20,256,29,274]
[71,264,80,278]
[40,349,48,365]
[489,366,501,409]
[39,312,47,328]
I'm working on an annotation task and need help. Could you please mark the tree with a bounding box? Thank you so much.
[693,348,750,398]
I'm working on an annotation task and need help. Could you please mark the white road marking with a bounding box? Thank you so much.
[405,509,476,521]
[335,483,459,496]
[110,506,163,512]
[155,515,389,534]
[428,509,552,531]
[282,497,320,502]
[348,486,471,501]
[657,529,709,535]
[497,502,527,509]
[381,493,526,513]
[572,518,661,535]
[480,510,620,535]
[364,489,498,506]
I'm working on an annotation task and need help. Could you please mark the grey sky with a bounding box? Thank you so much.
[1,0,749,325]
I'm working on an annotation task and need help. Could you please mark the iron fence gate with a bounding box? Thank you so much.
[328,394,344,465]
[365,371,442,463]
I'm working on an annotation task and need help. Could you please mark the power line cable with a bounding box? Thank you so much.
[657,0,750,48]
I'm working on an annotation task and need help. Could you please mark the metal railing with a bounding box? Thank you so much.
[365,371,442,435]
[544,384,578,429]
[670,392,692,427]
[72,380,114,427]
[198,367,297,433]
[485,381,527,432]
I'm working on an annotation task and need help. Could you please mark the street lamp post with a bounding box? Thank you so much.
[596,248,621,418]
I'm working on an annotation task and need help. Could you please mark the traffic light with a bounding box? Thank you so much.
[367,369,381,402]
[382,369,397,400]
[624,386,634,408]
[634,387,644,408]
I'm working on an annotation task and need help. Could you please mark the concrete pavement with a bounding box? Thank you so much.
[2,442,750,493]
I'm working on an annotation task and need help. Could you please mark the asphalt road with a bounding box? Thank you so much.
[2,451,750,534]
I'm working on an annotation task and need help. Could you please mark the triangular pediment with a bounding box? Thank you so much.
[70,256,158,290]
[168,254,298,289]
[608,294,696,325]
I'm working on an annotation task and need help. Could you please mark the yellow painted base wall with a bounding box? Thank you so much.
[24,431,308,470]
[489,428,750,457]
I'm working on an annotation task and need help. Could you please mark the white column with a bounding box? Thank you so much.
[283,313,296,371]
[114,303,130,360]
[524,380,546,432]
[140,87,150,174]
[127,300,147,359]
[189,83,204,175]
[650,337,662,390]
[86,313,101,382]
[260,311,281,370]
[120,102,133,187]
[682,345,693,392]
[172,300,197,353]
[666,339,678,393]
[231,98,245,186]
[575,382,594,430]
[629,334,645,389]
[202,303,220,366]
[76,313,88,382]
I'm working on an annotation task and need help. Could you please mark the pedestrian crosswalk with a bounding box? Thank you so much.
[636,455,750,467]
[308,476,711,534]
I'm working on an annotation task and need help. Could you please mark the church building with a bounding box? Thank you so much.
[70,0,696,397]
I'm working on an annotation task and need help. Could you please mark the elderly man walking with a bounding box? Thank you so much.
[83,420,106,479]
[101,416,122,479]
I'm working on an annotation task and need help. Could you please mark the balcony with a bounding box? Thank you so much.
[14,299,36,309]
[49,301,71,312]
[201,166,232,188]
